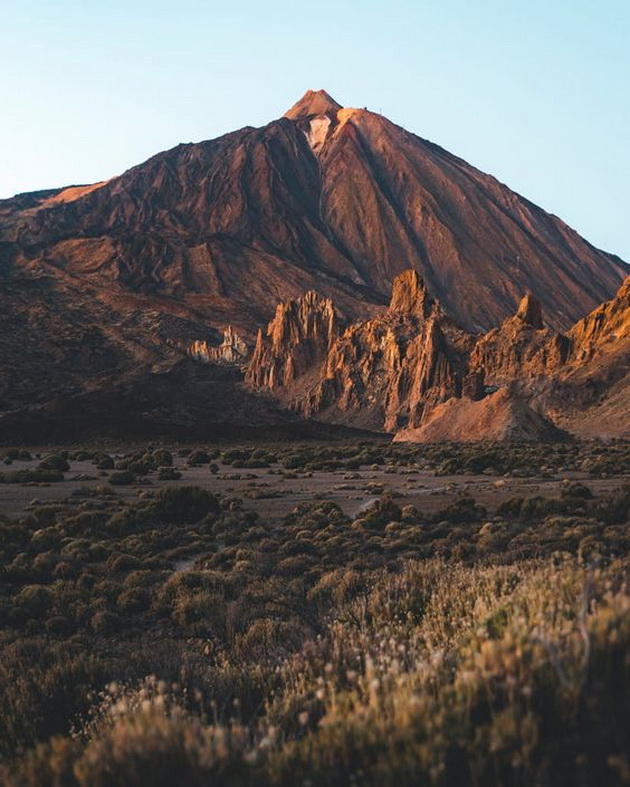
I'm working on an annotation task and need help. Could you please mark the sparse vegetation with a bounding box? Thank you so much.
[0,440,628,785]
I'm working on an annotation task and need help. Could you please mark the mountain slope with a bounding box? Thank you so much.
[2,90,625,333]
[0,89,626,431]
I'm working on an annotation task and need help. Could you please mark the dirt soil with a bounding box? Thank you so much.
[0,450,625,523]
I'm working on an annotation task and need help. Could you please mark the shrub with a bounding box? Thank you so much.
[15,585,53,618]
[38,454,70,472]
[45,616,74,636]
[152,449,173,467]
[151,487,220,525]
[187,450,209,466]
[108,470,136,486]
[90,610,121,634]
[435,496,487,524]
[0,469,64,484]
[93,453,115,470]
[158,467,182,481]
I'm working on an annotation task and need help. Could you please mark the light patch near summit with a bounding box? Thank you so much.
[336,107,360,126]
[305,116,331,151]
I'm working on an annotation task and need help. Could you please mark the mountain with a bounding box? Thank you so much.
[247,271,630,440]
[0,89,627,435]
[2,90,625,333]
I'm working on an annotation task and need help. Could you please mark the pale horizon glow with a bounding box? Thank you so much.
[1,0,628,262]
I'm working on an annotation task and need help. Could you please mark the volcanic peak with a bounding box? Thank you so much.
[284,89,342,120]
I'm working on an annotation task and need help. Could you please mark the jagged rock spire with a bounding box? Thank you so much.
[516,292,544,329]
[389,269,435,320]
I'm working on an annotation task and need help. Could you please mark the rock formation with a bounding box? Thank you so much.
[393,387,568,443]
[188,326,249,364]
[246,290,339,395]
[566,276,630,363]
[247,271,630,440]
[248,270,476,430]
[468,292,570,385]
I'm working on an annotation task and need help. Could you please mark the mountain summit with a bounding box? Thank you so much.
[284,89,342,119]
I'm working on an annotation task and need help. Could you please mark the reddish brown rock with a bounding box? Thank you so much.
[247,269,474,429]
[393,387,567,443]
[469,295,569,385]
[566,276,630,363]
[515,292,544,329]
[188,326,249,364]
[541,276,630,438]
[246,290,339,395]
[388,269,434,321]
[246,272,630,440]
[284,89,342,120]
[1,89,625,343]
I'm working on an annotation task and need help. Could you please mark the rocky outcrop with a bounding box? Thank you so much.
[538,276,630,438]
[246,291,339,396]
[247,270,476,430]
[388,269,434,320]
[469,292,570,384]
[566,276,630,363]
[515,292,544,329]
[246,272,630,440]
[188,326,248,364]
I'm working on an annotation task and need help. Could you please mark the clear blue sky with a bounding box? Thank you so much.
[1,0,628,261]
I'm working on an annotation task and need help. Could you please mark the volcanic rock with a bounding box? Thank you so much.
[247,269,475,429]
[247,272,630,440]
[188,326,249,364]
[246,290,339,393]
[515,292,544,329]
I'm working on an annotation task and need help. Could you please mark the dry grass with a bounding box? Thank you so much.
[0,442,628,785]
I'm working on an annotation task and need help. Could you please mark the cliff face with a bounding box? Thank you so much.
[468,293,571,385]
[566,276,630,363]
[246,290,339,393]
[246,271,630,439]
[543,276,630,438]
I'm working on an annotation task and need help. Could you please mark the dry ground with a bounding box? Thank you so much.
[0,447,625,523]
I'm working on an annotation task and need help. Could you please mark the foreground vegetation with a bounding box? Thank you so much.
[0,441,629,785]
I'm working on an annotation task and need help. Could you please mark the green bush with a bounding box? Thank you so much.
[38,454,70,472]
[151,487,220,525]
[108,470,136,486]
